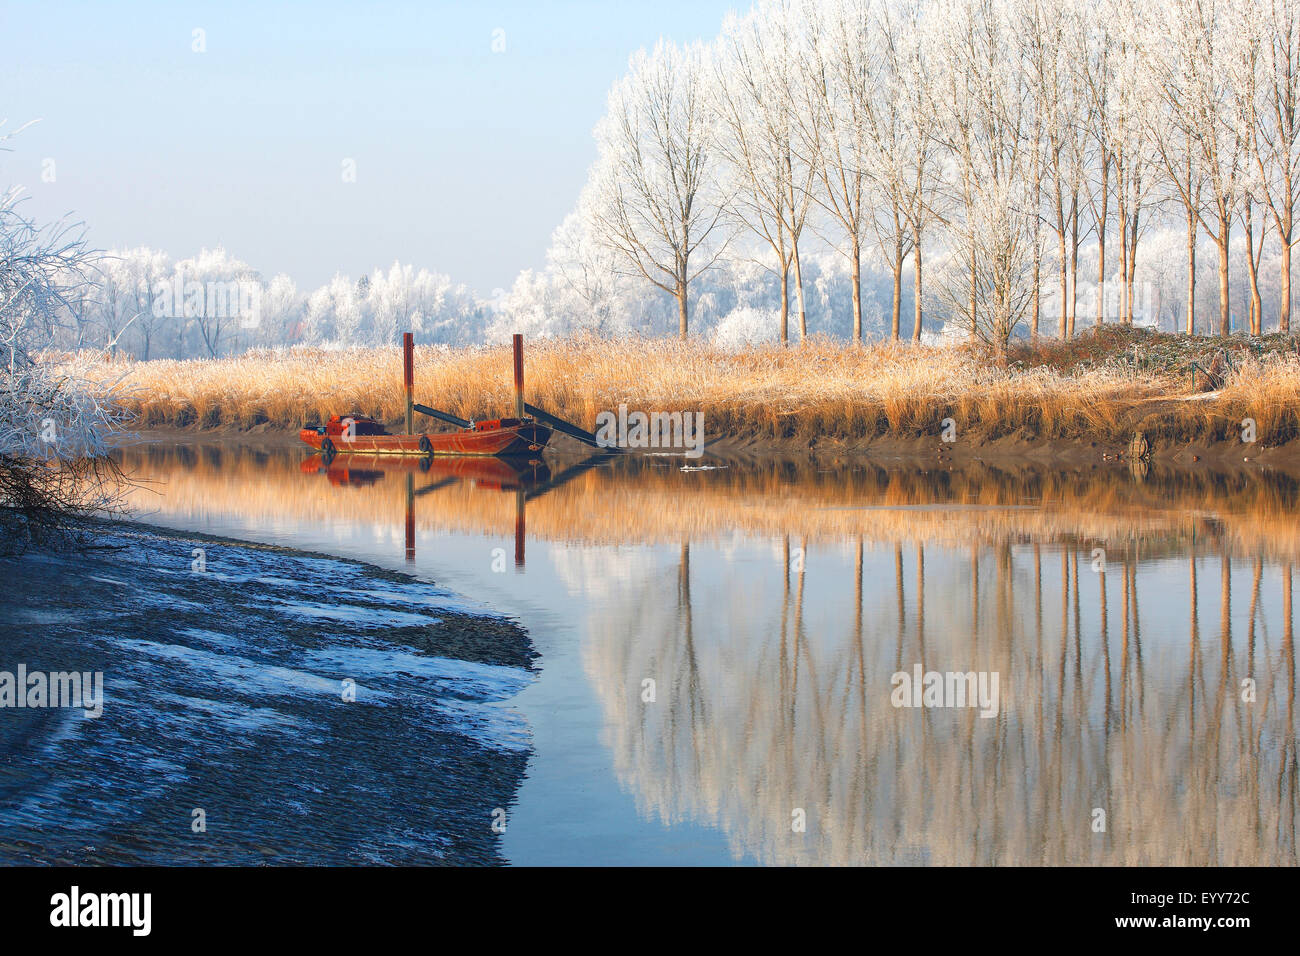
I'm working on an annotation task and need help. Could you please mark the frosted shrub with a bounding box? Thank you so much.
[0,185,129,553]
[711,307,781,350]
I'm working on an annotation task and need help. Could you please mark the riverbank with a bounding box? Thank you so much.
[122,413,1300,478]
[0,520,534,864]
[64,327,1300,459]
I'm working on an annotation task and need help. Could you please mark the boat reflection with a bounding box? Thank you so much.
[299,451,551,490]
[299,452,553,564]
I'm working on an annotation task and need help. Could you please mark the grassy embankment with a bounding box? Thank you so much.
[66,326,1300,450]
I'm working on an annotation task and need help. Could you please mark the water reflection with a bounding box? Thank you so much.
[591,535,1296,864]
[115,440,1300,865]
[298,453,552,563]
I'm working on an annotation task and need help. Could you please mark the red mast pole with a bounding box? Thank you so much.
[512,333,524,418]
[403,332,414,434]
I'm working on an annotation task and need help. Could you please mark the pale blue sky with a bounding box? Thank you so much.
[1,0,738,295]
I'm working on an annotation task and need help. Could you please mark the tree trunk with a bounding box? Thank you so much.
[677,277,688,340]
[851,236,862,343]
[779,265,790,347]
[1058,228,1068,338]
[1068,200,1079,338]
[1031,208,1040,337]
[1216,219,1231,337]
[891,249,902,342]
[1097,160,1107,327]
[913,236,924,342]
[992,334,1008,370]
[1282,239,1292,334]
[1126,206,1140,325]
[1032,144,1041,339]
[1186,208,1197,336]
[1245,199,1261,335]
[969,245,977,335]
[1117,207,1129,326]
[792,240,807,343]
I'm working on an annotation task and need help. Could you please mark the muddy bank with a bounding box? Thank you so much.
[0,520,535,864]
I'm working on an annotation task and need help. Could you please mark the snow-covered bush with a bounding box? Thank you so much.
[711,306,782,349]
[0,184,130,553]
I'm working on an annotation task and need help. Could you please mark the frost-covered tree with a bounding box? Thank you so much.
[165,247,260,357]
[931,0,1037,362]
[547,201,628,334]
[1146,0,1251,336]
[369,262,421,346]
[588,39,731,338]
[22,0,1300,356]
[121,248,171,359]
[260,274,302,346]
[714,0,816,345]
[1248,0,1300,332]
[1019,0,1090,338]
[1095,0,1160,327]
[798,0,872,340]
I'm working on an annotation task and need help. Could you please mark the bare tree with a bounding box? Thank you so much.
[898,0,944,341]
[589,40,730,339]
[797,0,872,341]
[932,0,1037,363]
[1142,0,1208,336]
[1021,0,1088,338]
[1235,12,1271,335]
[1150,0,1250,336]
[1099,0,1160,326]
[715,2,816,345]
[1082,17,1113,326]
[860,0,919,342]
[1247,0,1300,332]
[120,248,170,360]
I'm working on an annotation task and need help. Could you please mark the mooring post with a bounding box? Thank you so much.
[405,472,415,563]
[513,333,524,418]
[515,488,525,568]
[403,332,414,435]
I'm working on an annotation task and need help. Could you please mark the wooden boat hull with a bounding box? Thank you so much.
[299,419,550,458]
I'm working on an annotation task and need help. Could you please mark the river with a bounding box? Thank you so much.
[69,438,1300,864]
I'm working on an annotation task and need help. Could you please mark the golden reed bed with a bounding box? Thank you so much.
[64,335,1300,446]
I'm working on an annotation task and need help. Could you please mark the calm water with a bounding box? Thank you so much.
[109,439,1299,865]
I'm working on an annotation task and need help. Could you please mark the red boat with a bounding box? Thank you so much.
[300,414,550,459]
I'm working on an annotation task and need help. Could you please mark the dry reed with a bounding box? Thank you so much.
[65,332,1300,446]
